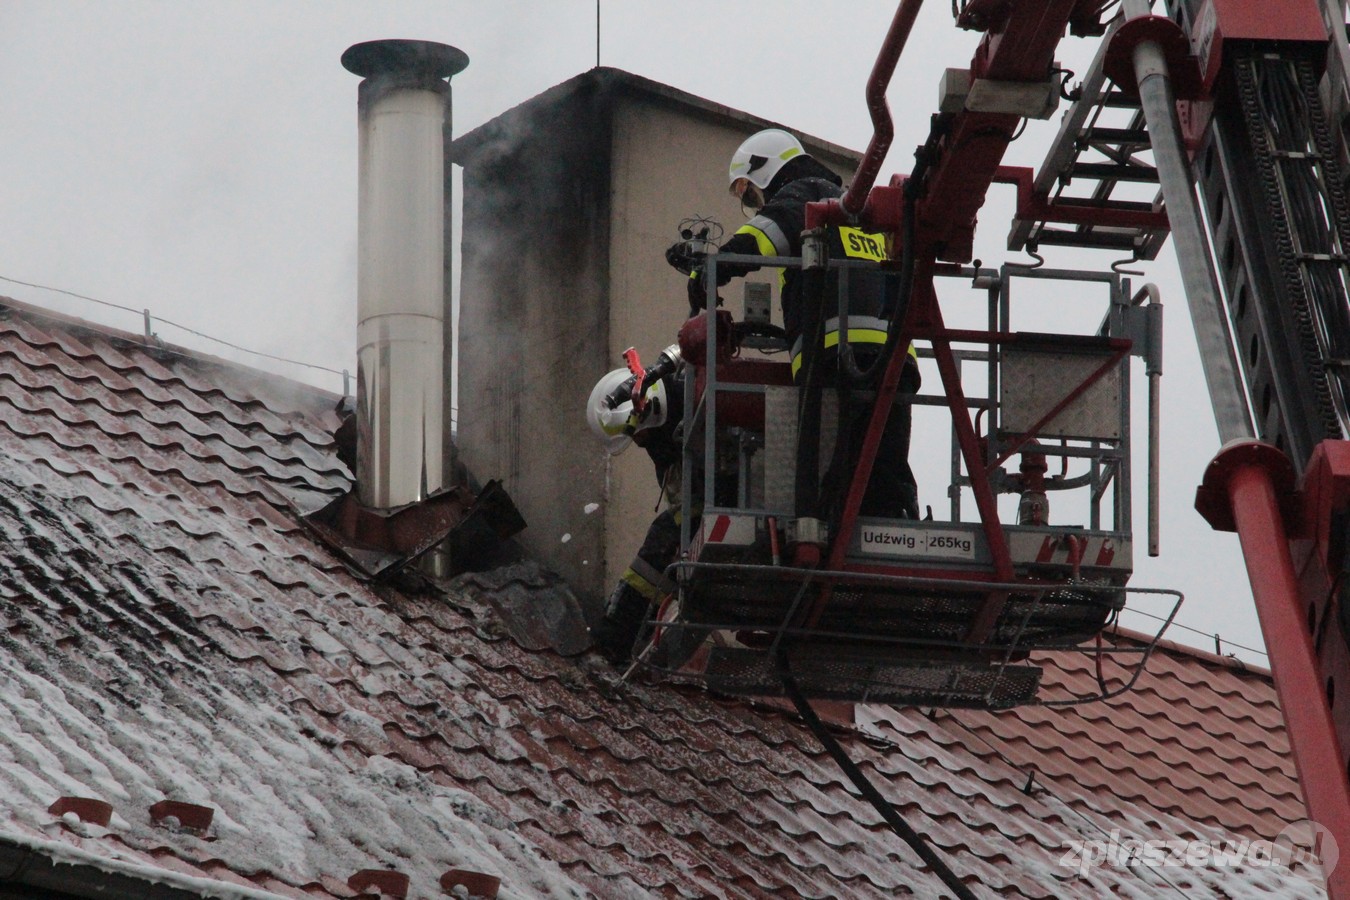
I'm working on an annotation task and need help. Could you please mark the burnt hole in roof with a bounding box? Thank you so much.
[0,622,145,724]
[102,680,144,711]
[1,517,220,674]
[64,544,103,569]
[14,563,61,593]
[87,588,210,665]
[22,531,60,560]
[56,570,104,606]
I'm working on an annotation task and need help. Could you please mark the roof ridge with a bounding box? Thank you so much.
[1105,623,1271,679]
[451,66,863,173]
[0,294,344,402]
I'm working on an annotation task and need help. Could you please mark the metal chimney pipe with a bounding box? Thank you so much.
[342,39,468,509]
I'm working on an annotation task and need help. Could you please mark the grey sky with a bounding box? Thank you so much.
[0,1,1264,662]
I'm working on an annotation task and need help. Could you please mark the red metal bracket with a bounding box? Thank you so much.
[1299,441,1350,549]
[48,797,112,828]
[808,185,908,234]
[348,870,410,897]
[440,869,501,898]
[1186,0,1327,93]
[1195,440,1297,533]
[994,166,1171,232]
[1196,439,1350,898]
[1103,15,1204,100]
[148,800,214,834]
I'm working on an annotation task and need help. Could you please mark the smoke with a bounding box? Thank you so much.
[451,74,616,601]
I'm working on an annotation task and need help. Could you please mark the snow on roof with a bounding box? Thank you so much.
[0,295,1326,898]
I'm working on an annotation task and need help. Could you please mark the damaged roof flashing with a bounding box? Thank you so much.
[299,477,525,582]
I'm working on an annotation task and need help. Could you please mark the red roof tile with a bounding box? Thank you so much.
[0,296,1328,898]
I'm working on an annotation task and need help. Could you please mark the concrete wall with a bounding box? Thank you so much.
[603,99,780,596]
[457,81,612,608]
[456,71,860,618]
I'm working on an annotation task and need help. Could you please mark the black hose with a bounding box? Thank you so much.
[796,265,829,519]
[820,188,921,531]
[781,672,979,900]
[805,162,923,521]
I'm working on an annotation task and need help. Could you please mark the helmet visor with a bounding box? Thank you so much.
[730,178,765,212]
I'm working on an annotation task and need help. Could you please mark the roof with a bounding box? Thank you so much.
[451,67,863,174]
[0,294,1326,898]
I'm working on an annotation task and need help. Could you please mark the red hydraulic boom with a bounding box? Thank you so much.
[646,0,1350,891]
[661,0,1162,712]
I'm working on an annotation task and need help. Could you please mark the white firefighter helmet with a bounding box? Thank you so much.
[728,128,806,192]
[586,368,669,454]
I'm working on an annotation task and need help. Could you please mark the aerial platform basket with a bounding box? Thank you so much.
[681,514,1129,646]
[646,560,1180,710]
[626,256,1176,710]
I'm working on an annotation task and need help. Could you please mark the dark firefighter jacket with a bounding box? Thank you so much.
[631,373,683,488]
[698,155,915,379]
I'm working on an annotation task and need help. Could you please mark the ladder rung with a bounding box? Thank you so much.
[1031,227,1144,251]
[1068,162,1160,183]
[1082,126,1151,146]
[1103,90,1143,109]
[1050,197,1160,213]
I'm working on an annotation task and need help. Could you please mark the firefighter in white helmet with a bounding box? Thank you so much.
[585,366,674,456]
[679,128,921,520]
[585,348,699,666]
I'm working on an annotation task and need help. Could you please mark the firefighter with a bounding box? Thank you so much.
[585,352,687,666]
[681,128,920,521]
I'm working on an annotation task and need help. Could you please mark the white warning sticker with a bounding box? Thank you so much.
[857,524,976,559]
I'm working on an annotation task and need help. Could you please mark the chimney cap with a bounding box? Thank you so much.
[342,39,468,81]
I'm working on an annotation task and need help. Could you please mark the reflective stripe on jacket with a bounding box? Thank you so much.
[790,315,919,378]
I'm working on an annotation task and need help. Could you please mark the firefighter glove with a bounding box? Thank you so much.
[685,269,707,311]
[666,240,696,275]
